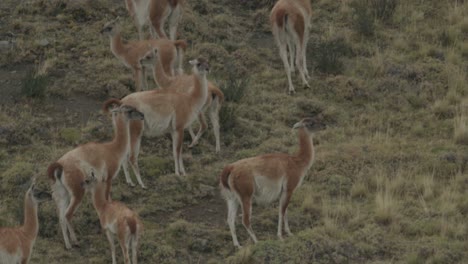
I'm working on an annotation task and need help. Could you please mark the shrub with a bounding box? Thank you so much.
[21,70,48,98]
[439,28,457,47]
[351,0,398,35]
[221,75,248,103]
[59,127,81,144]
[310,37,351,75]
[370,0,398,22]
[351,0,375,37]
[219,104,237,133]
[218,66,248,134]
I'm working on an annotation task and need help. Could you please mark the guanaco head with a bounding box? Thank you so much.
[100,18,120,37]
[27,181,52,203]
[293,117,326,132]
[139,48,158,68]
[189,58,210,75]
[111,105,145,121]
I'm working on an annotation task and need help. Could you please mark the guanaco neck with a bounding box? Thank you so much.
[20,192,38,239]
[91,183,108,220]
[189,69,208,109]
[153,57,174,88]
[110,32,126,58]
[109,113,130,158]
[294,128,314,167]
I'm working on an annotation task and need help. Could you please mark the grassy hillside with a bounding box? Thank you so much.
[0,0,467,263]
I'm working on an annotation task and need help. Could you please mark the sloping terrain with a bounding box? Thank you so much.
[0,0,468,263]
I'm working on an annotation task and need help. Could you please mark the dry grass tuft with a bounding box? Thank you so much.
[374,175,398,225]
[454,99,468,145]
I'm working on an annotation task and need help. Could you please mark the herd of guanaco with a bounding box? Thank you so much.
[0,0,322,263]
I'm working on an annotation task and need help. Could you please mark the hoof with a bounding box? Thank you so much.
[141,185,148,189]
[288,90,296,95]
[128,182,136,187]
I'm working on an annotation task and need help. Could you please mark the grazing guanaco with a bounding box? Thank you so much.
[139,48,223,152]
[101,20,187,91]
[219,117,325,248]
[270,0,312,94]
[81,172,142,264]
[0,181,51,264]
[109,55,210,177]
[46,104,144,249]
[149,0,184,40]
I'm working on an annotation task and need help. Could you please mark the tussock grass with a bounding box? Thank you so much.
[454,112,468,145]
[454,99,468,144]
[225,246,253,264]
[21,70,48,99]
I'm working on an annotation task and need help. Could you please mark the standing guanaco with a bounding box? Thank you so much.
[108,55,210,177]
[139,48,223,152]
[124,0,151,40]
[0,181,51,263]
[47,105,144,249]
[149,0,184,40]
[219,117,325,248]
[270,0,312,94]
[124,0,183,40]
[101,20,187,91]
[81,172,142,264]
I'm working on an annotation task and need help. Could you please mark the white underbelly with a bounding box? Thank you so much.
[253,175,284,205]
[105,220,119,235]
[0,249,22,264]
[143,114,172,137]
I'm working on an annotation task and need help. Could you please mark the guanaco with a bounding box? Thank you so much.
[124,0,183,40]
[82,171,142,264]
[149,0,184,40]
[0,181,51,263]
[46,104,144,249]
[219,117,325,248]
[101,20,187,91]
[109,55,210,177]
[124,0,151,40]
[139,48,223,152]
[270,0,312,94]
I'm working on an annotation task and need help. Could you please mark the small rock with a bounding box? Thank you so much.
[36,39,50,47]
[0,40,14,51]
